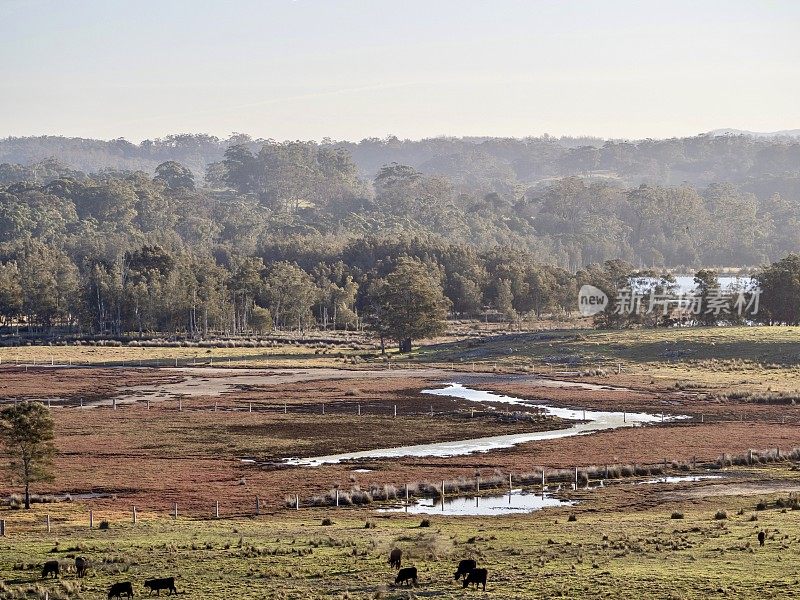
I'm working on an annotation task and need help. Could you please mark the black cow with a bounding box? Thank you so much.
[454,559,477,580]
[75,556,90,578]
[388,548,402,569]
[394,566,417,587]
[144,577,177,596]
[758,530,766,547]
[108,581,134,599]
[42,560,60,579]
[463,568,487,591]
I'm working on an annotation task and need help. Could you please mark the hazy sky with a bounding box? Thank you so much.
[1,0,798,142]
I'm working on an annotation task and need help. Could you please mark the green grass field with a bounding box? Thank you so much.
[2,480,799,600]
[414,325,800,392]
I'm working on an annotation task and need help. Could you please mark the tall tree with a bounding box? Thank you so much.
[369,258,451,352]
[0,402,56,510]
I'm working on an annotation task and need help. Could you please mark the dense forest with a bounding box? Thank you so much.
[1,132,800,338]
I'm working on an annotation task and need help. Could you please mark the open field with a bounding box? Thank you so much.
[415,325,800,394]
[3,471,800,599]
[2,326,800,597]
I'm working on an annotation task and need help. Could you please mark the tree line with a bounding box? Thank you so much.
[2,139,800,345]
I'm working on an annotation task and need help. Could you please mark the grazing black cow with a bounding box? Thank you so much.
[75,556,90,578]
[394,566,417,587]
[388,548,402,569]
[454,559,477,580]
[758,530,766,547]
[42,560,60,579]
[108,581,134,599]
[463,568,487,591]
[144,577,177,596]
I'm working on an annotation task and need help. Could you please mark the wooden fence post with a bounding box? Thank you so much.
[322,404,325,415]
[132,506,137,524]
[46,514,50,533]
[249,402,252,413]
[173,503,178,519]
[0,520,5,536]
[295,495,299,510]
[178,399,182,411]
[89,510,93,529]
[335,489,339,507]
[112,397,117,410]
[255,496,260,515]
[215,500,220,518]
[574,466,579,486]
[357,404,361,416]
[394,405,397,418]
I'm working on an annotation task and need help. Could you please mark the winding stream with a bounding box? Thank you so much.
[284,383,683,466]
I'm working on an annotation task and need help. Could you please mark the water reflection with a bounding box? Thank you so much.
[377,488,575,516]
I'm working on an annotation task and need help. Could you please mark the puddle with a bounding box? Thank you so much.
[636,475,723,485]
[285,384,683,466]
[377,488,575,516]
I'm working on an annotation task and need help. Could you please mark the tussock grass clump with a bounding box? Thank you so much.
[419,518,431,528]
[714,510,728,520]
[671,512,684,519]
[321,518,333,526]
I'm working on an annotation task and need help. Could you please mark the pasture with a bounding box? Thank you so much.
[3,480,800,599]
[1,325,800,597]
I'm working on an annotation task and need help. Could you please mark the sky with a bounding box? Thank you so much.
[0,0,798,142]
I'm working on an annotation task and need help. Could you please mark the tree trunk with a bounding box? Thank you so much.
[24,482,30,510]
[399,338,412,353]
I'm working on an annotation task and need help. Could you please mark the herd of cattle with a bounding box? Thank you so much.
[389,548,488,590]
[41,557,177,598]
[37,549,485,596]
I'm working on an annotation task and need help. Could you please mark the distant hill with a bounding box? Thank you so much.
[708,128,800,138]
[2,132,800,191]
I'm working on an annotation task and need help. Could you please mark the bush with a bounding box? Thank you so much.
[671,512,684,519]
[714,510,727,520]
[419,518,431,528]
[756,501,767,511]
[98,520,110,530]
[567,514,577,522]
[321,518,333,526]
